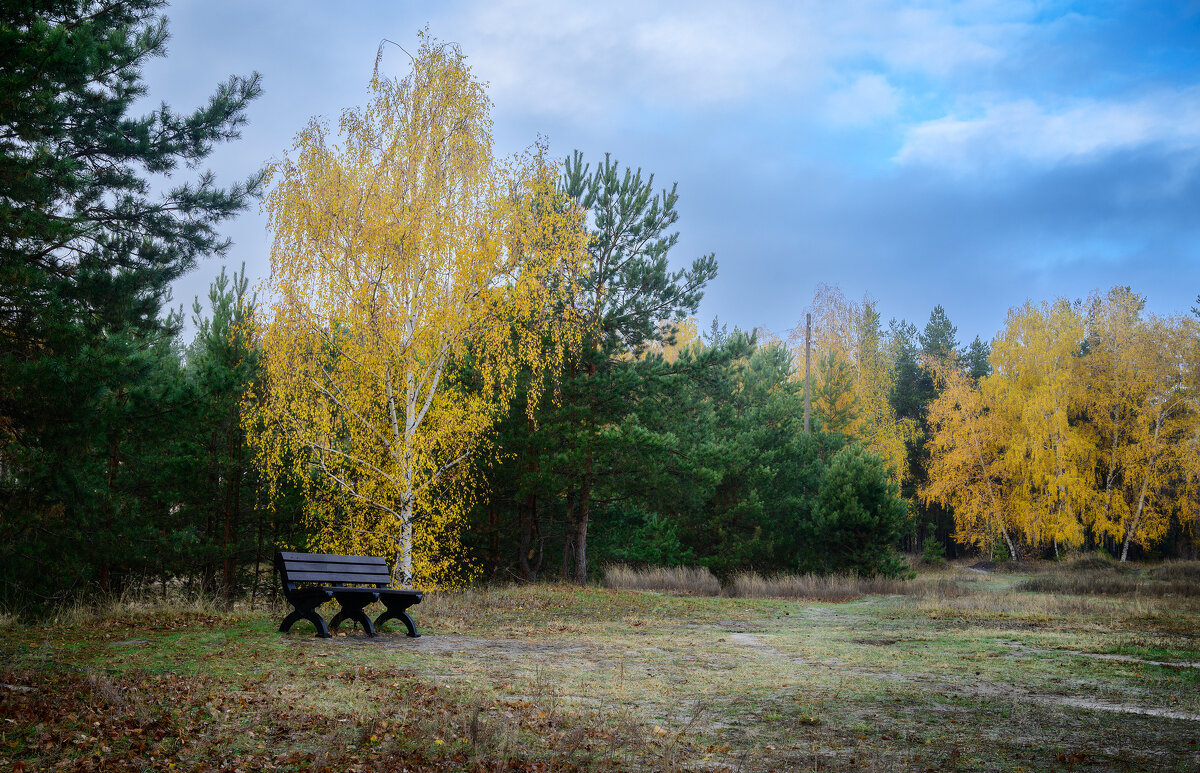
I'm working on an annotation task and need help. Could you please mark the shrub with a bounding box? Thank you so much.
[921,529,946,567]
[808,443,911,578]
[587,506,692,572]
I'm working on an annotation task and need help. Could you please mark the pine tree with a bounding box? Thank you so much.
[887,319,924,422]
[810,443,911,577]
[920,305,960,361]
[961,336,992,381]
[0,0,262,599]
[551,152,718,583]
[185,266,260,601]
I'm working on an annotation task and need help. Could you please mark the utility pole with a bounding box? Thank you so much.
[804,312,811,434]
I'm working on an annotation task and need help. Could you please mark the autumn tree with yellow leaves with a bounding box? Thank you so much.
[926,299,1093,557]
[988,299,1094,554]
[790,285,914,485]
[1083,289,1200,559]
[924,288,1200,560]
[247,35,587,587]
[923,361,1020,559]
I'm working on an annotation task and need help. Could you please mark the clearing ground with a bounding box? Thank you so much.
[2,563,1199,771]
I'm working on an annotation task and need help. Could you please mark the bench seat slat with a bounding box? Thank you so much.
[281,559,386,573]
[283,571,391,583]
[279,552,388,565]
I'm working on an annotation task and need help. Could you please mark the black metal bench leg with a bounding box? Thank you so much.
[331,593,378,637]
[375,606,420,638]
[280,606,330,638]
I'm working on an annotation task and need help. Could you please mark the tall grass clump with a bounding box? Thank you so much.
[730,572,974,602]
[1063,553,1129,573]
[1148,560,1200,583]
[731,572,932,602]
[603,565,721,596]
[1018,559,1200,598]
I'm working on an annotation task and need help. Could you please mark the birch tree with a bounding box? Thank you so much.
[989,299,1094,553]
[923,360,1020,559]
[790,285,913,483]
[1085,302,1200,559]
[248,35,587,587]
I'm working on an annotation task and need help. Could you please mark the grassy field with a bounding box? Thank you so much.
[2,560,1199,771]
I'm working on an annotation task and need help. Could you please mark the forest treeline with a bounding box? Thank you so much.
[2,3,1197,609]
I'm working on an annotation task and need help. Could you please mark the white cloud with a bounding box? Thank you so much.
[441,0,1035,123]
[631,9,799,103]
[895,89,1200,171]
[823,73,901,126]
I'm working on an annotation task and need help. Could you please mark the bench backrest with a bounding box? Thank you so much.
[275,551,392,591]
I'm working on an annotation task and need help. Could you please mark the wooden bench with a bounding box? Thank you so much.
[274,551,423,639]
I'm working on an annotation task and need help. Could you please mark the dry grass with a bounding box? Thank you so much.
[46,586,285,627]
[728,571,974,602]
[1017,560,1200,598]
[601,565,978,603]
[730,571,898,601]
[1148,559,1200,582]
[602,564,721,596]
[900,588,1104,620]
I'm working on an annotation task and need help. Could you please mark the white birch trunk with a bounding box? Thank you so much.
[384,362,411,586]
[971,430,1018,560]
[1121,410,1164,562]
[398,366,417,587]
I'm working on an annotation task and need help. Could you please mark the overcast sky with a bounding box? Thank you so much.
[148,0,1200,345]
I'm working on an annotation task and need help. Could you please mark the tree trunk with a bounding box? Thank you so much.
[572,365,597,585]
[202,424,220,595]
[1121,467,1152,562]
[100,389,125,596]
[561,491,576,580]
[269,492,281,602]
[252,482,264,605]
[1001,527,1018,562]
[221,406,241,606]
[970,427,1016,560]
[574,470,590,585]
[518,491,541,581]
[398,496,414,587]
[487,506,499,577]
[1122,412,1164,562]
[385,363,413,587]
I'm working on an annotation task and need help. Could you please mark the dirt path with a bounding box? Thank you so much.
[1000,640,1200,669]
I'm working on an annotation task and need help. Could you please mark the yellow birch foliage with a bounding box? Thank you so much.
[246,34,588,587]
[923,360,1019,559]
[645,317,699,363]
[1084,291,1200,557]
[790,285,913,484]
[1083,287,1146,530]
[924,288,1199,559]
[988,299,1094,551]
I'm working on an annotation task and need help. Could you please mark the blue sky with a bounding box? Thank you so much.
[150,0,1200,345]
